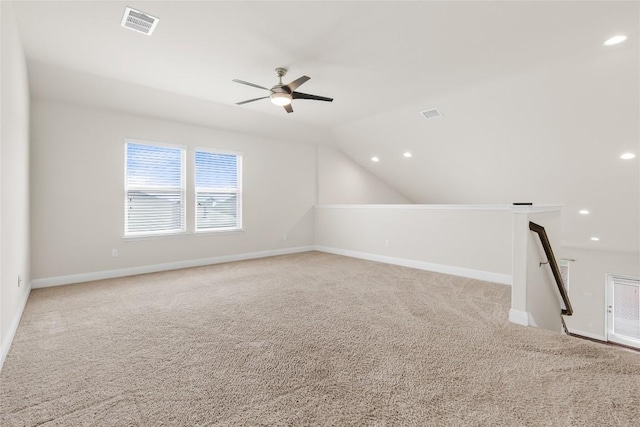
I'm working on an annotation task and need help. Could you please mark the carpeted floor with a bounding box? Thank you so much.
[1,251,639,426]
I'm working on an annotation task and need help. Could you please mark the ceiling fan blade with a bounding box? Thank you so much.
[236,96,270,105]
[284,104,293,113]
[292,92,333,102]
[232,79,271,91]
[283,76,310,92]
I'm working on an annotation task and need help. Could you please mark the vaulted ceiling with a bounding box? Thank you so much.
[12,1,640,253]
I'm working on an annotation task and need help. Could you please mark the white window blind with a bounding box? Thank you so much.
[195,150,242,231]
[612,276,640,340]
[125,142,186,236]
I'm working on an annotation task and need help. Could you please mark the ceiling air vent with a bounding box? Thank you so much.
[420,108,442,120]
[121,7,159,36]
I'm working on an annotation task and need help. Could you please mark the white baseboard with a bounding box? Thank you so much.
[0,282,32,371]
[31,246,315,289]
[527,313,538,327]
[314,246,512,285]
[32,244,511,289]
[509,309,529,326]
[568,329,606,342]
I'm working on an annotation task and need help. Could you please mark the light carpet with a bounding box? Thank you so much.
[1,252,639,426]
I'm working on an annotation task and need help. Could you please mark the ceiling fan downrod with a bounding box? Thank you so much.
[274,67,287,87]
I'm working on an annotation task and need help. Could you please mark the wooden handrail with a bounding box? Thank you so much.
[529,221,573,316]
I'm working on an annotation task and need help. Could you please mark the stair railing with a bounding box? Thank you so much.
[529,221,573,317]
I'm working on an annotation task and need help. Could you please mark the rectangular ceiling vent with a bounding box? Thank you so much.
[420,108,442,120]
[121,7,159,36]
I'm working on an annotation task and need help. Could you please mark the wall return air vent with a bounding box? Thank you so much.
[121,7,159,35]
[420,108,442,120]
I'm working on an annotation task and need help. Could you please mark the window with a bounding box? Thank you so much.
[125,141,186,236]
[195,150,242,231]
[607,275,640,348]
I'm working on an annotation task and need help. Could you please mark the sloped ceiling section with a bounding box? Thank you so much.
[27,61,332,146]
[333,42,639,252]
[317,145,411,205]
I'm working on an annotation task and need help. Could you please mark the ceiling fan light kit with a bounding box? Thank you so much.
[271,92,292,106]
[233,67,333,113]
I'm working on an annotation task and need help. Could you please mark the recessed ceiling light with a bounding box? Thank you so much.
[620,153,636,160]
[579,210,590,215]
[403,152,412,158]
[604,35,627,46]
[590,237,600,241]
[371,156,380,162]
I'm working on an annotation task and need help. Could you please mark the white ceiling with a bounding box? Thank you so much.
[12,1,640,253]
[14,1,637,126]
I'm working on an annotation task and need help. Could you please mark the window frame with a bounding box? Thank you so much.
[124,139,187,238]
[193,147,243,233]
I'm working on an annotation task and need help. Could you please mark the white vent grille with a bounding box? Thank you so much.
[121,7,159,35]
[420,108,442,119]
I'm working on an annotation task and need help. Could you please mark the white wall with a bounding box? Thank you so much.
[30,99,317,281]
[317,145,410,204]
[561,247,639,340]
[315,205,512,284]
[1,1,31,363]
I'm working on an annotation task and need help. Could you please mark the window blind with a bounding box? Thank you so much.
[612,276,640,340]
[125,142,185,236]
[195,151,242,231]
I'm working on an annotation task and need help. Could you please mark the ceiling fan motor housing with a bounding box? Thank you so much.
[271,68,292,105]
[271,85,289,94]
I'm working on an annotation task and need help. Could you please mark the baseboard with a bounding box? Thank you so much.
[527,313,538,327]
[509,309,529,326]
[0,282,32,371]
[32,246,315,289]
[314,246,512,285]
[31,244,510,288]
[568,329,606,342]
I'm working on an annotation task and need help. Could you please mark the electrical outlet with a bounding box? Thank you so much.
[112,249,118,258]
[18,275,22,287]
[282,233,287,241]
[384,239,390,248]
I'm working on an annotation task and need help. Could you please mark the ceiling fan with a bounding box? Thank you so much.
[233,68,333,113]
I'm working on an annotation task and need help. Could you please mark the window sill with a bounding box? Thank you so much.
[123,231,189,242]
[123,229,244,241]
[194,228,244,236]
